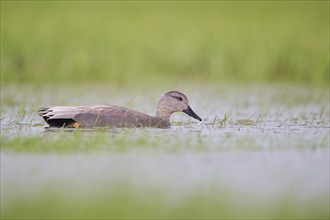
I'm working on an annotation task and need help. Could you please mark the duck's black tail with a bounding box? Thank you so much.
[38,107,76,127]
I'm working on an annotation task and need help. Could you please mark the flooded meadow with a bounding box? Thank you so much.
[1,1,329,218]
[1,83,329,219]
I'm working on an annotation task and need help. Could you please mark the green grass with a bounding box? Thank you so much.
[1,123,329,154]
[1,1,329,84]
[3,186,328,219]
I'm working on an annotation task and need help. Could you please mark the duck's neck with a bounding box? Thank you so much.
[155,105,171,122]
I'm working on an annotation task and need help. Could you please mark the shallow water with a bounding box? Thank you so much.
[1,83,329,218]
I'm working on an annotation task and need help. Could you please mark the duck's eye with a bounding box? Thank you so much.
[172,96,183,101]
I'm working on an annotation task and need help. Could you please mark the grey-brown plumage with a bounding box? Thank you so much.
[38,91,202,128]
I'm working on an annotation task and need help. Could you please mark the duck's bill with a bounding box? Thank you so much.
[183,106,202,121]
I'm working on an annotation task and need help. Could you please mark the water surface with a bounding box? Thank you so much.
[1,83,329,219]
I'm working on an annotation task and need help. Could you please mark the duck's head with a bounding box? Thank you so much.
[156,91,202,121]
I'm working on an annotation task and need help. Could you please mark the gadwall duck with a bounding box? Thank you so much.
[38,91,202,128]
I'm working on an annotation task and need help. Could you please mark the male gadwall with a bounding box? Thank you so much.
[38,91,202,128]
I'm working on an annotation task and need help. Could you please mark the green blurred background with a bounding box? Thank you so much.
[1,1,329,85]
